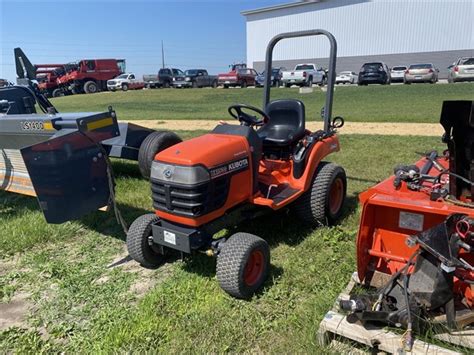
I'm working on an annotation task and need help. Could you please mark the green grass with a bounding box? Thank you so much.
[51,83,474,123]
[1,133,449,353]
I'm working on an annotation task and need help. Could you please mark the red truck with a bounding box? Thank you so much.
[54,59,126,95]
[218,63,257,88]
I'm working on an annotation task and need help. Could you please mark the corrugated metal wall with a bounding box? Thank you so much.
[245,0,473,68]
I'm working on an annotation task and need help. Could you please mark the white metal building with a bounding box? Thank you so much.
[242,0,473,78]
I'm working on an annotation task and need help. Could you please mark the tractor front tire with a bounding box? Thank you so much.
[84,81,98,94]
[127,214,163,268]
[216,233,270,299]
[293,162,347,226]
[138,131,182,179]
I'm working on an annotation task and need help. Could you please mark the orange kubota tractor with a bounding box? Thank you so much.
[341,100,474,350]
[126,29,347,299]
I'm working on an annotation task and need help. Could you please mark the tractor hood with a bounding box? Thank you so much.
[154,132,249,170]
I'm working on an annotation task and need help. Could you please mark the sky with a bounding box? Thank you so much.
[0,0,290,81]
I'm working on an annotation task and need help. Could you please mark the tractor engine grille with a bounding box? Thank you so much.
[151,176,230,217]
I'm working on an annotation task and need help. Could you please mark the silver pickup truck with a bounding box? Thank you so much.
[281,63,325,87]
[143,74,159,88]
[173,69,218,88]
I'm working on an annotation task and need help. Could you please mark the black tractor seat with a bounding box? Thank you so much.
[257,99,306,147]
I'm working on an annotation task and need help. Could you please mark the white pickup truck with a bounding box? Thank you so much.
[281,63,325,87]
[107,73,145,91]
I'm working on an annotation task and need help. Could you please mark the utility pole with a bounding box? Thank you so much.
[161,40,165,69]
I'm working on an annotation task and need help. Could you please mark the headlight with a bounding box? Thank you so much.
[185,77,191,82]
[172,78,176,81]
[151,162,210,185]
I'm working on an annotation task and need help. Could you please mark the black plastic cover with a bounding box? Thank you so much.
[21,131,111,223]
[440,100,474,199]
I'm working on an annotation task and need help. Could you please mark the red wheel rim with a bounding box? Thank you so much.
[329,178,344,215]
[244,250,264,286]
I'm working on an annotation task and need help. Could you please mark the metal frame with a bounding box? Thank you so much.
[263,29,337,133]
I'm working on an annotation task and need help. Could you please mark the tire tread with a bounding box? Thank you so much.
[216,233,270,299]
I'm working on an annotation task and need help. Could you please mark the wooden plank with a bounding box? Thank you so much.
[434,330,474,350]
[319,310,462,355]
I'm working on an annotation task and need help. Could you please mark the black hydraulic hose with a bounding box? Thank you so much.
[420,151,437,175]
[437,171,474,187]
[378,250,419,297]
[81,132,129,235]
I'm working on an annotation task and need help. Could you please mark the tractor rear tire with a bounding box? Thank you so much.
[127,214,163,268]
[216,233,270,299]
[293,162,346,226]
[84,81,98,94]
[138,131,182,179]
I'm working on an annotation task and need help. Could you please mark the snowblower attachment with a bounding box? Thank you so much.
[0,85,120,223]
[340,100,474,349]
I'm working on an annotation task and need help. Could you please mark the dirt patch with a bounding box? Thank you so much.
[108,246,175,299]
[0,292,31,331]
[0,256,22,277]
[125,120,442,136]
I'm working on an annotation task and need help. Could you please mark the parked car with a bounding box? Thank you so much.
[404,63,438,84]
[390,66,407,83]
[358,62,391,85]
[335,71,357,84]
[173,69,218,88]
[448,57,474,83]
[281,63,325,87]
[218,66,257,88]
[256,68,284,87]
[158,68,184,88]
[143,74,159,88]
[107,73,145,91]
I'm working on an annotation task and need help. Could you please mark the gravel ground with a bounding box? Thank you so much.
[127,119,443,136]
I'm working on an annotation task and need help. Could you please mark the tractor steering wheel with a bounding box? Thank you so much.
[228,104,270,127]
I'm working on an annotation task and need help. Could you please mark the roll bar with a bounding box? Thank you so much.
[263,29,337,133]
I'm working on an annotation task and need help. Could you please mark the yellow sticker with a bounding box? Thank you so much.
[43,122,54,130]
[86,117,113,131]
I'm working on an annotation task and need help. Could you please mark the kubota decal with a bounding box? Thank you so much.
[209,157,249,179]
